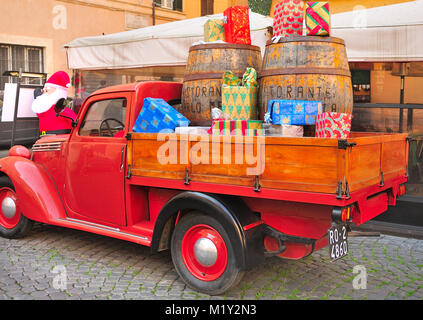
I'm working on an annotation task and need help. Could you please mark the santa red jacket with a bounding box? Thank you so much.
[37,106,77,135]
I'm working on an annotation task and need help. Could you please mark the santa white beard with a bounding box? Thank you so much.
[31,87,68,114]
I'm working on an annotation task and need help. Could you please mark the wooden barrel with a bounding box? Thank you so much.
[180,43,262,125]
[258,36,353,121]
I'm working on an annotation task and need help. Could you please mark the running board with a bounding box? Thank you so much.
[55,218,151,246]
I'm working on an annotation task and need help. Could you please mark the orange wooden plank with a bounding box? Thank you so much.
[128,131,408,195]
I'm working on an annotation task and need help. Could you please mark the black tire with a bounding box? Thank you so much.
[0,176,33,239]
[171,212,244,295]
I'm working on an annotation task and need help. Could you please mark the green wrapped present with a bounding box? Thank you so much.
[204,19,225,42]
[222,67,258,120]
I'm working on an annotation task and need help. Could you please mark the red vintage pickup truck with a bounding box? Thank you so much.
[0,81,409,294]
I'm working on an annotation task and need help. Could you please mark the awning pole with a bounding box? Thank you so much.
[10,68,22,148]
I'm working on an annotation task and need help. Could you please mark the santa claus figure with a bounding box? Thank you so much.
[32,71,77,136]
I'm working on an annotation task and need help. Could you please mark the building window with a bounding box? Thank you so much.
[0,44,44,120]
[155,0,183,12]
[0,44,44,90]
[351,69,371,103]
[201,0,214,16]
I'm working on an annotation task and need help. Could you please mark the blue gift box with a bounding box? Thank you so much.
[265,100,322,125]
[132,98,190,133]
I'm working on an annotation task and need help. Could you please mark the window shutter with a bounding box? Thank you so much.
[173,0,182,12]
[0,46,10,90]
[201,0,213,16]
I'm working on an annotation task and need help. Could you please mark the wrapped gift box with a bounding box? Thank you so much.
[132,98,190,133]
[223,5,251,45]
[273,0,304,38]
[315,112,352,138]
[204,19,225,42]
[265,100,322,125]
[264,123,304,137]
[211,120,263,136]
[175,127,210,135]
[222,68,258,120]
[306,2,330,36]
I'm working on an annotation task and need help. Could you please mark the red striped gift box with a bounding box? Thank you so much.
[306,1,330,36]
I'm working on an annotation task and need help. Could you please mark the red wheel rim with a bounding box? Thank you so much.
[181,224,228,281]
[0,187,20,229]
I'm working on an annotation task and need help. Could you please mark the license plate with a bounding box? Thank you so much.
[328,224,348,262]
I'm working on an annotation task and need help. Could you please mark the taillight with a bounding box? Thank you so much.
[398,184,406,196]
[332,205,355,223]
[341,207,349,222]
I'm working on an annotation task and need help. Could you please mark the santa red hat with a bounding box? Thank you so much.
[45,71,71,90]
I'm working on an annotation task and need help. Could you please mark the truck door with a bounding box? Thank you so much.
[64,93,130,226]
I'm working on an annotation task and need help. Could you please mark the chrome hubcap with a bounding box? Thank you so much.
[193,237,218,267]
[2,196,16,219]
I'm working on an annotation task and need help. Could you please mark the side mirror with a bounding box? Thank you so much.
[54,98,66,115]
[54,98,78,128]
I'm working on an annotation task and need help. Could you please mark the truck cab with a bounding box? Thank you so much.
[30,81,182,227]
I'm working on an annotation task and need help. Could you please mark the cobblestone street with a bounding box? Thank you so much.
[1,222,422,300]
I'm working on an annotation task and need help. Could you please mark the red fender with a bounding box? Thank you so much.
[0,156,67,224]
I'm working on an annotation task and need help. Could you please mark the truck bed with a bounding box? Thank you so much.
[127,132,408,196]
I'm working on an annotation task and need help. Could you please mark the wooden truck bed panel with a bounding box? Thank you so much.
[189,136,257,186]
[129,134,187,180]
[260,142,340,193]
[382,138,409,180]
[348,141,382,192]
[346,133,408,193]
[127,132,408,196]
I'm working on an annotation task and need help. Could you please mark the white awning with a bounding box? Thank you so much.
[331,0,423,62]
[65,1,423,70]
[64,12,273,70]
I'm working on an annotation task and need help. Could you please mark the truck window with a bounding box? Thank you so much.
[79,98,127,137]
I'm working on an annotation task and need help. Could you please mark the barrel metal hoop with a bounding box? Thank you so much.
[266,36,345,46]
[258,67,351,79]
[189,43,262,52]
[183,72,245,82]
